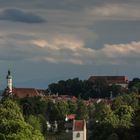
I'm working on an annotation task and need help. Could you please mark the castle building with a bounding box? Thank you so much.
[89,76,128,88]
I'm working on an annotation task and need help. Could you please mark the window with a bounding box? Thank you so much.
[76,132,80,137]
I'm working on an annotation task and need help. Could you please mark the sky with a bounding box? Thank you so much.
[0,0,140,89]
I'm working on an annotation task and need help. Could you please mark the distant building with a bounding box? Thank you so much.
[12,88,41,98]
[88,76,128,88]
[73,120,86,140]
[5,70,42,98]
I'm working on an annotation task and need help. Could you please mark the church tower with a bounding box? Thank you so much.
[6,70,12,93]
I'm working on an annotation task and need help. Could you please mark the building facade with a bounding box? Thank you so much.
[73,120,86,140]
[89,76,128,88]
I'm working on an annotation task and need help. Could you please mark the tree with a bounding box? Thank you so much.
[0,99,44,140]
[91,102,118,128]
[20,96,48,116]
[67,100,77,114]
[107,133,119,140]
[89,102,116,140]
[112,93,139,110]
[108,84,123,97]
[0,133,6,140]
[128,78,140,93]
[114,105,134,128]
[76,100,88,120]
[26,115,42,132]
[56,101,69,120]
[132,108,140,139]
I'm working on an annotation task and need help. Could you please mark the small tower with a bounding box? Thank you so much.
[73,120,86,140]
[6,70,12,93]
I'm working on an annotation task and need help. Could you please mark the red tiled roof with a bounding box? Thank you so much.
[12,88,40,98]
[67,114,76,120]
[89,76,128,84]
[73,120,84,131]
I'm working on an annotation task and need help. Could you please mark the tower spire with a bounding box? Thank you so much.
[6,70,12,93]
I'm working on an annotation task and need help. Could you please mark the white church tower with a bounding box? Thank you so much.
[73,120,86,140]
[6,70,12,93]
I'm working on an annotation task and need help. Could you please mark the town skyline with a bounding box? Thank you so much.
[0,67,139,89]
[0,69,138,90]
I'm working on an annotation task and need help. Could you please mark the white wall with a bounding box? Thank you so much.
[73,131,84,140]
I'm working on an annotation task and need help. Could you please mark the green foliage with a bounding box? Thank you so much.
[89,93,139,140]
[26,115,42,132]
[128,78,140,93]
[20,97,49,136]
[67,100,77,114]
[0,99,24,121]
[47,77,125,99]
[107,133,119,140]
[0,99,44,140]
[0,133,6,140]
[37,114,48,135]
[90,123,114,140]
[48,78,83,97]
[56,101,69,120]
[88,103,95,118]
[108,84,123,97]
[133,108,140,128]
[112,93,139,110]
[76,100,88,120]
[46,100,56,122]
[20,96,48,116]
[91,102,118,128]
[1,84,139,140]
[115,105,134,128]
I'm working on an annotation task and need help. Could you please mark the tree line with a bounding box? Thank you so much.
[47,77,140,99]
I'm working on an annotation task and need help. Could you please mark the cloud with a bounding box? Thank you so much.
[30,35,94,65]
[0,9,46,23]
[87,3,140,20]
[1,33,140,66]
[102,41,140,58]
[0,33,95,64]
[92,41,140,65]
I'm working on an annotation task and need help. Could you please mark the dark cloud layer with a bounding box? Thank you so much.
[0,0,135,12]
[0,9,46,23]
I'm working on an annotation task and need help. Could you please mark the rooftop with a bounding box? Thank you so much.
[73,120,85,131]
[89,76,128,84]
[12,88,40,98]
